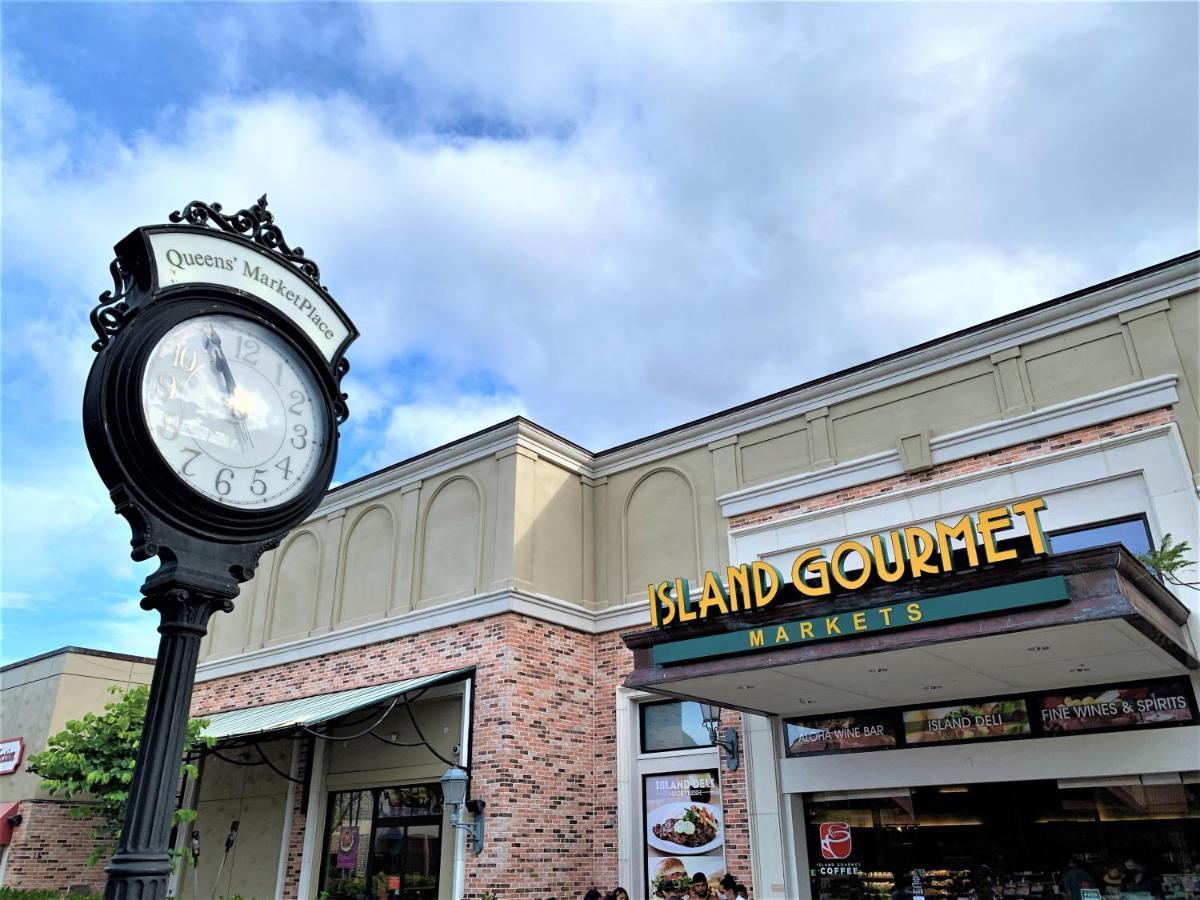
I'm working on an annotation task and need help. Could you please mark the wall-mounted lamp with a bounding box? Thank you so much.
[439,766,485,854]
[699,701,739,771]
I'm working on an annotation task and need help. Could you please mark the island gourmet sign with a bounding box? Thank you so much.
[645,499,1063,665]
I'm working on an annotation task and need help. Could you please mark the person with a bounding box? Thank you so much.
[733,886,748,899]
[612,889,629,900]
[584,890,602,900]
[1062,858,1096,900]
[1102,867,1123,897]
[716,874,737,900]
[690,872,711,898]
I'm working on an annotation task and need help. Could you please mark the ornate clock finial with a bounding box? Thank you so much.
[168,194,323,285]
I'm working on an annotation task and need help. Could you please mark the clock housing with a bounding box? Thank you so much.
[83,202,356,593]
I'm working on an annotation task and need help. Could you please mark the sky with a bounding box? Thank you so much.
[1,2,1197,664]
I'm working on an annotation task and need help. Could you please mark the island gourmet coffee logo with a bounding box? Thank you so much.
[820,822,852,859]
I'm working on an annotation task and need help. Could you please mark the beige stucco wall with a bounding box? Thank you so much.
[199,288,1200,663]
[189,737,295,900]
[0,650,154,802]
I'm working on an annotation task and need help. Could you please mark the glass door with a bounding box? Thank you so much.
[320,784,444,900]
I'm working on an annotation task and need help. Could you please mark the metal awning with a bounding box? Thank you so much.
[199,667,473,742]
[621,547,1196,718]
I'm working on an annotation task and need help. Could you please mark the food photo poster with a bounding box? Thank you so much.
[643,769,726,897]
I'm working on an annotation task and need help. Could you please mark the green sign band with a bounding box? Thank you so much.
[651,576,1069,666]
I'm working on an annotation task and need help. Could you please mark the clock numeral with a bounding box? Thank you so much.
[157,373,178,400]
[291,424,308,449]
[274,456,293,480]
[173,345,198,373]
[274,361,284,386]
[250,469,268,496]
[180,448,202,477]
[288,390,306,415]
[215,468,233,496]
[235,336,260,364]
[159,411,182,440]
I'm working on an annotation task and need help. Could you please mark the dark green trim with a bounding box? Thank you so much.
[651,576,1070,666]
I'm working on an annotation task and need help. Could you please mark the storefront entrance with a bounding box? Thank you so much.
[319,784,444,900]
[805,778,1200,900]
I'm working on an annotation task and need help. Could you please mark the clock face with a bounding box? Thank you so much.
[140,313,326,509]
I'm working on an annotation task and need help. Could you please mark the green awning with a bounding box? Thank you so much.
[199,668,472,742]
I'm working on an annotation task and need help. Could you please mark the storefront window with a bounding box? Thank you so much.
[640,699,712,753]
[804,779,1200,900]
[319,783,443,900]
[1049,517,1153,557]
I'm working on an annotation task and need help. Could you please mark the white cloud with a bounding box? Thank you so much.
[365,393,526,472]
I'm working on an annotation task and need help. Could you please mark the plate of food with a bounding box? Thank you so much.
[646,801,723,855]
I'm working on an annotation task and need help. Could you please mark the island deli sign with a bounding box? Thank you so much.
[647,499,1069,666]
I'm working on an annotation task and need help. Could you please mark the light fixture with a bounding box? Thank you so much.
[439,767,485,854]
[698,701,739,771]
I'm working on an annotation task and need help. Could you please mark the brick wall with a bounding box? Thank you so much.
[2,799,110,893]
[195,619,739,897]
[729,408,1176,529]
[193,614,750,900]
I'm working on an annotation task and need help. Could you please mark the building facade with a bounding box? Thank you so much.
[123,253,1200,899]
[0,646,155,891]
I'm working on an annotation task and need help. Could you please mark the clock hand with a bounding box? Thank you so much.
[203,326,254,451]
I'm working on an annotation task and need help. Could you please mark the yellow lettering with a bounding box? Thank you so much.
[698,570,730,619]
[1012,497,1048,555]
[750,561,783,609]
[852,611,868,631]
[831,540,872,590]
[792,549,831,597]
[799,621,815,639]
[936,514,980,571]
[674,578,696,622]
[977,506,1017,563]
[906,601,923,623]
[726,564,751,611]
[878,606,893,625]
[775,625,791,644]
[654,582,676,626]
[871,532,906,583]
[904,526,939,577]
[824,615,842,635]
[749,629,765,648]
[648,583,660,627]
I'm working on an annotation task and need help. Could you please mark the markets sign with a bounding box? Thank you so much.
[651,575,1068,666]
[647,499,1049,629]
[1038,679,1195,734]
[0,738,24,776]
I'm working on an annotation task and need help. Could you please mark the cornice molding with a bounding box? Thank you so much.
[196,589,650,683]
[314,262,1194,518]
[719,375,1179,519]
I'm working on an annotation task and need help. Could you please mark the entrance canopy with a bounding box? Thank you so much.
[200,667,473,742]
[622,547,1196,718]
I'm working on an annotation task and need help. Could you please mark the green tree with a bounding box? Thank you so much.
[27,684,212,866]
[1137,533,1198,591]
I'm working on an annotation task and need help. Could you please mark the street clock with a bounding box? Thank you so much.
[82,196,358,899]
[84,195,357,593]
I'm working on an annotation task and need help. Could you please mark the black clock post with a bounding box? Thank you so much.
[82,196,357,900]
